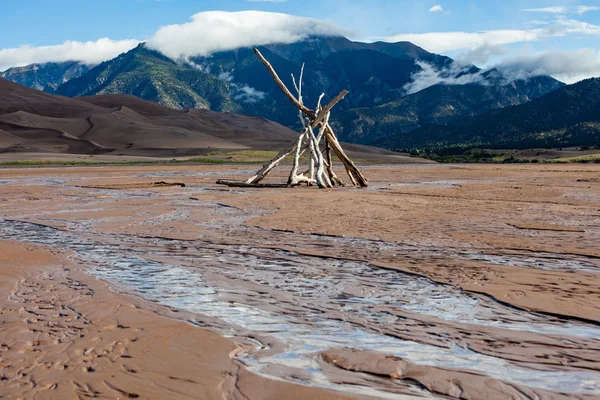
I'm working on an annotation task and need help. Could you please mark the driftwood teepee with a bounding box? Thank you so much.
[217,48,368,189]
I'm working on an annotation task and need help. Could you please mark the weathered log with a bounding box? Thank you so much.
[245,142,297,184]
[323,124,368,187]
[325,138,346,186]
[293,174,316,186]
[288,131,308,185]
[307,124,332,188]
[216,180,292,188]
[315,111,330,145]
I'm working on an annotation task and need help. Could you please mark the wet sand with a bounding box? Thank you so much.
[0,163,599,399]
[0,241,349,399]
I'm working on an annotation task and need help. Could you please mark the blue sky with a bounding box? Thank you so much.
[1,0,600,82]
[2,0,598,46]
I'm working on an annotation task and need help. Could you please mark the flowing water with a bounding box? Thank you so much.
[1,219,599,398]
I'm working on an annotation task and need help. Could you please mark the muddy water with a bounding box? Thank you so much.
[1,220,600,397]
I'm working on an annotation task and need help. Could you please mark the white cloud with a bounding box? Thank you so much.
[382,18,600,53]
[458,44,508,65]
[0,11,345,72]
[215,67,267,103]
[495,48,600,84]
[405,48,600,93]
[232,84,267,103]
[0,38,140,71]
[218,71,234,82]
[1,10,599,86]
[145,11,346,61]
[429,5,444,12]
[403,61,488,94]
[523,5,600,14]
[524,20,552,27]
[384,30,540,53]
[523,7,568,14]
[384,17,600,84]
[576,6,600,14]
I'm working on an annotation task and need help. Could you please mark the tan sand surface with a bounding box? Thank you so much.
[0,240,349,399]
[0,163,599,399]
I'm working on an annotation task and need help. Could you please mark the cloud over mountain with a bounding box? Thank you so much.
[0,11,345,72]
[496,48,600,84]
[145,11,346,60]
[0,38,140,71]
[382,18,600,84]
[1,10,599,85]
[403,61,487,94]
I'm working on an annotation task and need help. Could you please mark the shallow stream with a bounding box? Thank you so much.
[1,219,599,398]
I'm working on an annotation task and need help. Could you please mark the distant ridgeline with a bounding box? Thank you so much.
[4,36,595,151]
[375,78,600,153]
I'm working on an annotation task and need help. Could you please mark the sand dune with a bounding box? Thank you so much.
[0,78,106,118]
[85,109,248,150]
[0,110,92,137]
[0,128,108,155]
[0,78,423,162]
[0,128,23,147]
[80,94,183,117]
[0,79,289,156]
[82,95,298,150]
[189,109,298,149]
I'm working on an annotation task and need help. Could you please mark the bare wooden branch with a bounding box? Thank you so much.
[309,91,349,130]
[254,48,315,118]
[217,49,368,189]
[317,93,325,111]
[298,63,304,99]
[307,124,332,188]
[291,74,300,96]
[288,131,307,185]
[325,138,346,186]
[291,64,305,102]
[246,143,296,184]
[316,111,330,145]
[323,124,368,187]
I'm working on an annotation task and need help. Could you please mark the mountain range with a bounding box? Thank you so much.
[2,35,597,151]
[0,61,89,92]
[377,77,600,151]
[57,45,238,112]
[334,71,564,144]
